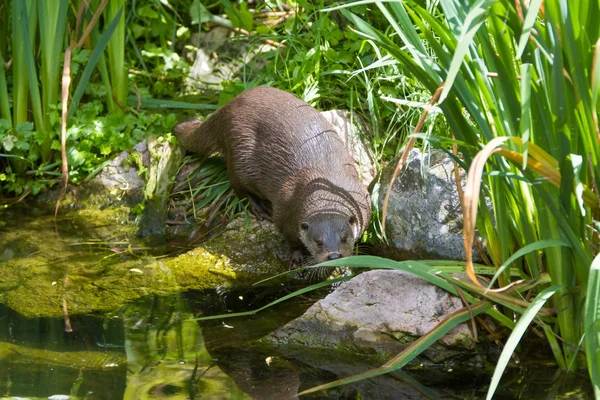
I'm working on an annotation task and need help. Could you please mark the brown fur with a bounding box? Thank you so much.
[174,86,371,265]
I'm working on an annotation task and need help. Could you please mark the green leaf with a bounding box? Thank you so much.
[137,4,159,19]
[585,253,600,398]
[439,0,495,103]
[127,97,218,110]
[2,135,16,151]
[486,286,562,400]
[520,63,532,169]
[489,240,570,288]
[570,154,586,216]
[0,119,10,132]
[68,6,125,118]
[15,121,33,135]
[516,0,544,58]
[592,38,600,108]
[189,0,212,25]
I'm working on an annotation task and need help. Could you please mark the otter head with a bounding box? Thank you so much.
[299,213,361,264]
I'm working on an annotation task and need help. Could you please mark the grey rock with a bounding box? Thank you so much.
[376,148,485,261]
[95,150,144,193]
[73,143,148,209]
[268,269,477,363]
[185,28,275,92]
[321,110,375,185]
[138,137,185,237]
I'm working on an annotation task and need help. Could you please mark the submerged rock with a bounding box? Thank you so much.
[374,148,485,262]
[268,269,479,364]
[0,206,292,318]
[169,216,291,284]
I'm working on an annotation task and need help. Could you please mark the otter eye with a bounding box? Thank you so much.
[301,222,309,231]
[315,240,323,247]
[340,236,348,244]
[348,216,357,225]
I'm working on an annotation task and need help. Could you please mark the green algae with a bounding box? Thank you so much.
[0,203,291,318]
[0,341,126,369]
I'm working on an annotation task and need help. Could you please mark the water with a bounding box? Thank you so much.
[0,205,594,399]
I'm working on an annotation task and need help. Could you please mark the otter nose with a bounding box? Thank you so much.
[327,253,343,260]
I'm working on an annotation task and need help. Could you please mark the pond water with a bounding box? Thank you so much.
[0,204,594,399]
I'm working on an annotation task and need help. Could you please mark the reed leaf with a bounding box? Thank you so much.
[341,0,600,381]
[11,0,34,126]
[68,6,124,118]
[486,286,562,400]
[585,254,600,398]
[15,0,43,138]
[106,0,126,115]
[37,0,68,159]
[0,52,10,124]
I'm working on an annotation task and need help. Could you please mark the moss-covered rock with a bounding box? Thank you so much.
[0,200,291,318]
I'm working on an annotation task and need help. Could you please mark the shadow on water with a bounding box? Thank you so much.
[0,205,595,399]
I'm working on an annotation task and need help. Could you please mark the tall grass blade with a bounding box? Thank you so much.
[106,0,126,115]
[37,0,68,159]
[0,53,10,124]
[438,0,495,103]
[485,286,562,400]
[519,63,532,169]
[488,240,569,288]
[15,0,43,137]
[11,0,31,126]
[585,254,600,398]
[516,0,544,58]
[194,277,349,321]
[592,37,600,112]
[128,97,218,110]
[68,6,124,118]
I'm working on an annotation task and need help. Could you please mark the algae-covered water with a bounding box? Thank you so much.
[0,205,594,399]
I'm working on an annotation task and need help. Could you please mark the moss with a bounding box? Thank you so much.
[129,151,149,182]
[0,204,290,318]
[0,244,251,318]
[165,249,239,289]
[67,206,133,229]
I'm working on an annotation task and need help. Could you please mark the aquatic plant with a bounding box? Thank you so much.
[320,0,600,397]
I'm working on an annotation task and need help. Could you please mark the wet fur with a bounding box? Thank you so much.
[174,86,371,265]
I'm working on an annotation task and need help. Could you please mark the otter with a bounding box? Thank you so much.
[173,86,371,267]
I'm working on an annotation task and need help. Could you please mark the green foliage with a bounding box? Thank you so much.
[334,0,600,392]
[0,104,176,195]
[171,156,248,227]
[248,0,446,161]
[0,0,138,197]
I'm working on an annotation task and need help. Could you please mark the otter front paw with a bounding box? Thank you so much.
[290,250,305,270]
[248,196,273,222]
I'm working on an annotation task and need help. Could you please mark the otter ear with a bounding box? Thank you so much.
[301,222,309,231]
[348,216,357,226]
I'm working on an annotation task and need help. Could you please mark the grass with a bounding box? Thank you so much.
[322,0,600,396]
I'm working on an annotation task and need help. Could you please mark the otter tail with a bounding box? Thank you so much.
[173,117,220,155]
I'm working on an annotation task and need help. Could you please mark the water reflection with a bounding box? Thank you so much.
[0,288,595,399]
[0,204,595,399]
